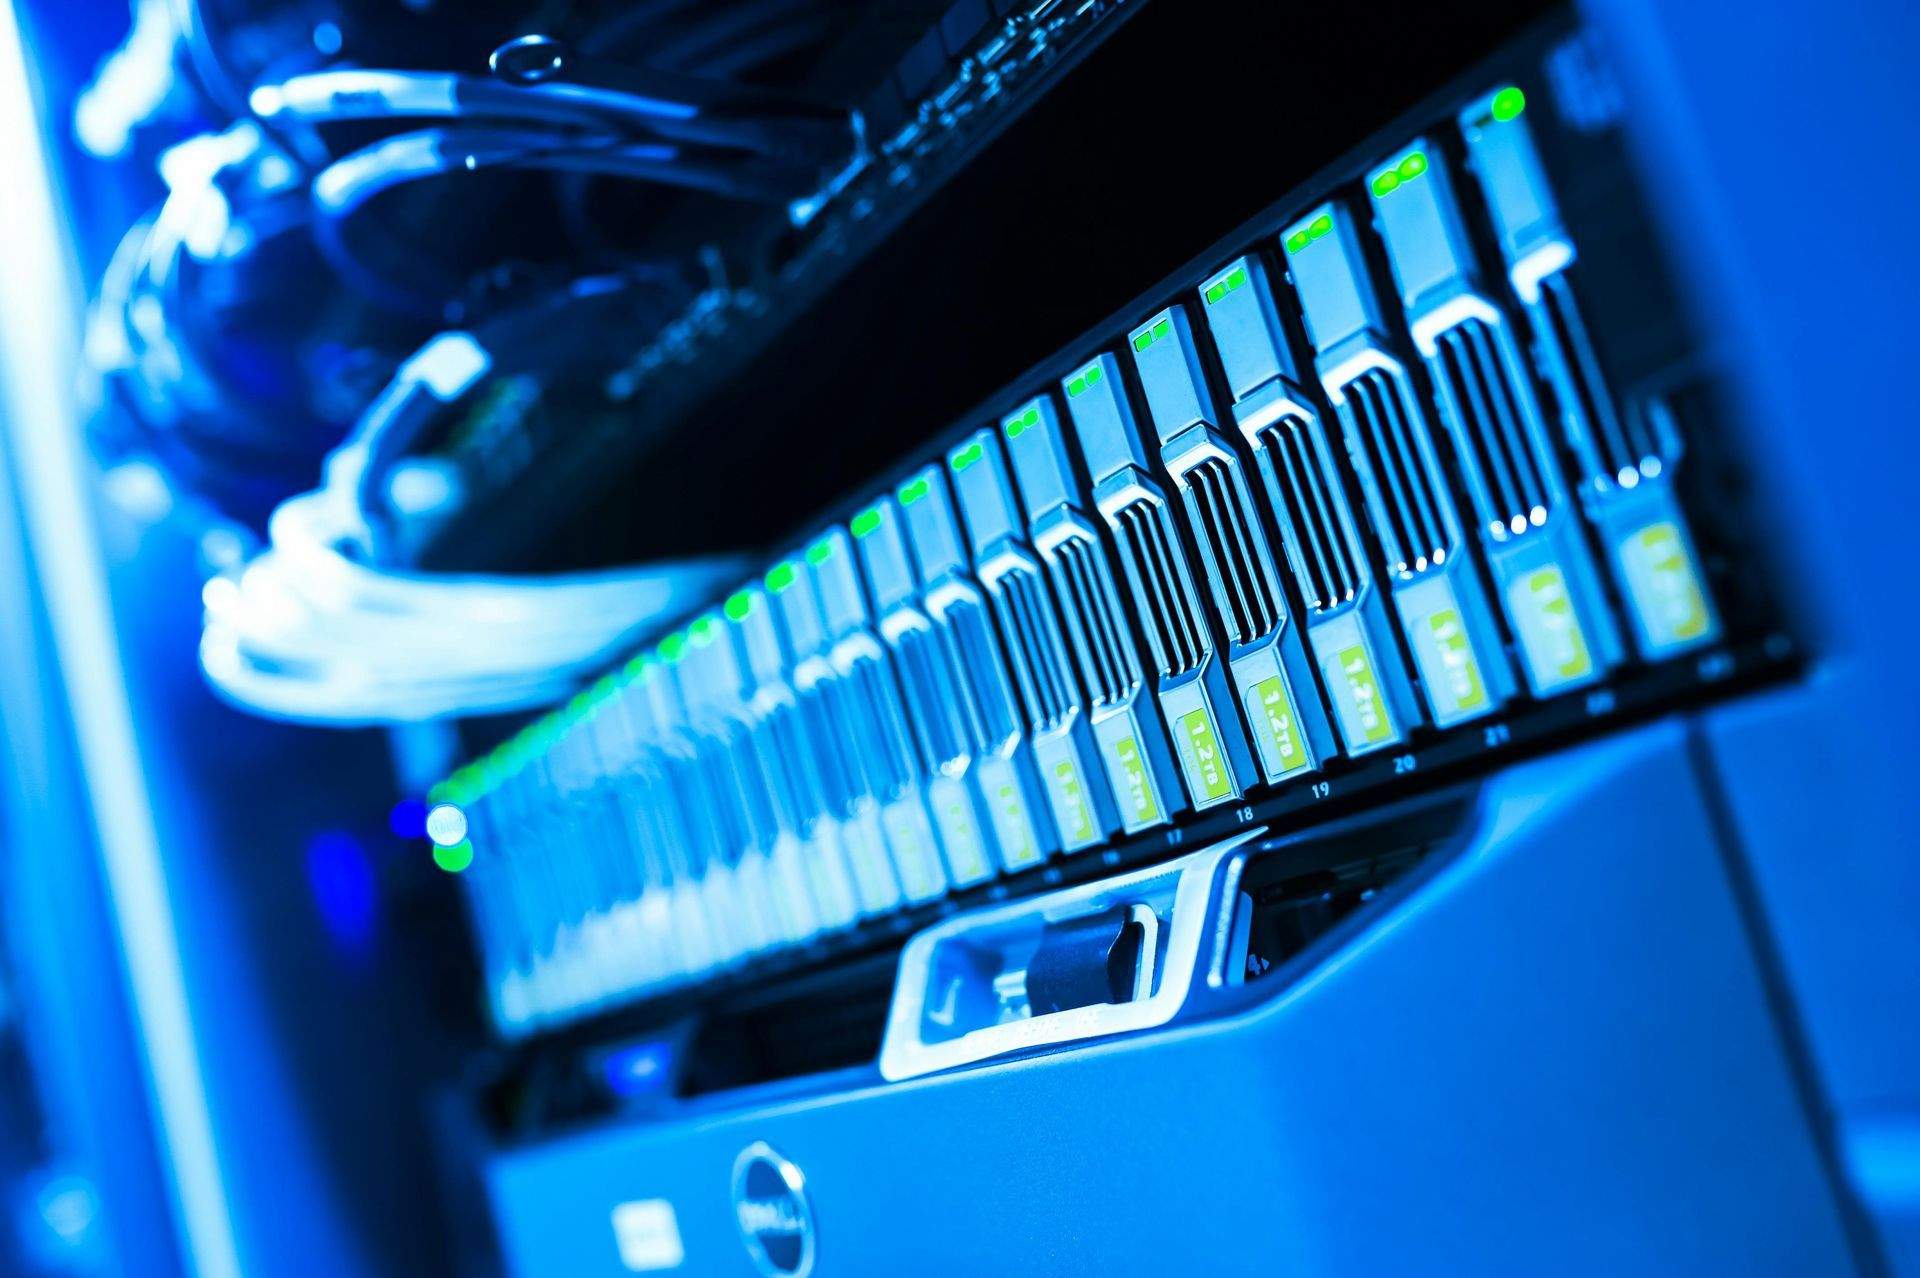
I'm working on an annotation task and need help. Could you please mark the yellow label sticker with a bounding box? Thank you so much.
[1627,521,1711,646]
[1336,645,1395,745]
[992,783,1039,868]
[1250,676,1310,774]
[1051,760,1095,843]
[1179,709,1234,801]
[1428,608,1488,713]
[844,824,897,907]
[1525,566,1593,680]
[938,799,990,882]
[1112,735,1159,824]
[881,805,941,900]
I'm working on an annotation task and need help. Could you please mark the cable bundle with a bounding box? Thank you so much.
[74,0,865,722]
[200,313,749,724]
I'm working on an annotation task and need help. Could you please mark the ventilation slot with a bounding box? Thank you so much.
[761,700,821,828]
[1538,273,1664,480]
[797,678,861,813]
[1050,534,1133,710]
[641,755,704,887]
[1434,319,1552,536]
[1258,415,1357,614]
[938,596,1019,748]
[891,625,969,769]
[1345,367,1448,575]
[1112,498,1205,678]
[991,564,1075,732]
[842,652,919,794]
[679,952,897,1098]
[710,725,768,867]
[1185,457,1282,645]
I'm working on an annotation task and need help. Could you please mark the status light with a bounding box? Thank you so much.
[765,561,797,593]
[1204,265,1249,305]
[1132,317,1172,352]
[433,840,474,874]
[388,799,427,840]
[1375,151,1429,197]
[658,631,687,662]
[1005,406,1040,437]
[951,442,985,471]
[899,477,930,505]
[1067,364,1103,397]
[425,802,468,848]
[851,507,882,538]
[688,616,717,646]
[725,591,753,621]
[806,538,834,565]
[1491,86,1526,122]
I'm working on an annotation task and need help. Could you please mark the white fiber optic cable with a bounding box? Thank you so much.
[198,329,746,724]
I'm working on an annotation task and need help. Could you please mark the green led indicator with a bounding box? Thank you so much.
[1371,170,1399,196]
[851,507,882,539]
[688,616,718,646]
[433,840,474,873]
[1398,150,1428,180]
[951,442,984,471]
[1285,229,1311,253]
[899,477,930,505]
[1491,85,1526,122]
[765,561,797,593]
[1153,317,1170,340]
[806,537,834,565]
[623,651,656,680]
[725,591,753,621]
[1086,364,1102,386]
[1132,329,1154,352]
[1067,375,1087,396]
[1206,265,1248,304]
[658,631,687,663]
[1006,407,1039,437]
[1309,213,1332,239]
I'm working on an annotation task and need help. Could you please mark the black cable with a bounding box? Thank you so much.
[306,124,816,317]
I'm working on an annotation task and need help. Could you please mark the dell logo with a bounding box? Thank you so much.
[731,1142,815,1278]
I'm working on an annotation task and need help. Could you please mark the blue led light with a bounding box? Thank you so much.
[388,799,427,840]
[306,832,376,951]
[602,1041,674,1097]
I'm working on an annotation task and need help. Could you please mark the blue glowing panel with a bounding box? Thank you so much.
[601,1042,674,1099]
[305,832,377,951]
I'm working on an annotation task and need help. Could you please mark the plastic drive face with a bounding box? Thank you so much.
[1199,251,1424,755]
[1284,198,1516,726]
[1457,86,1719,660]
[1367,137,1623,696]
